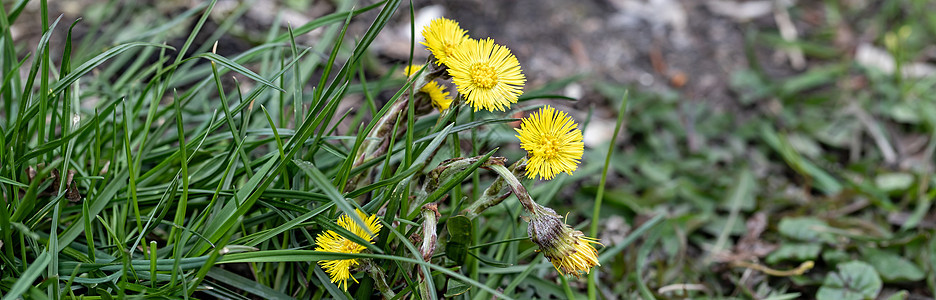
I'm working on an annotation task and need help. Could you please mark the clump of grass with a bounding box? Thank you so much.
[0,1,632,299]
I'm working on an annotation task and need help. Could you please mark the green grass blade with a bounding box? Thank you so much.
[293,159,382,254]
[588,90,628,298]
[50,42,174,96]
[191,52,285,92]
[206,268,293,300]
[220,250,513,300]
[3,251,50,300]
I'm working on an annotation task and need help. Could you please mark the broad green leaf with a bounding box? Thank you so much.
[446,216,472,265]
[766,243,822,264]
[821,249,850,265]
[778,217,835,243]
[861,248,924,282]
[444,279,471,298]
[816,261,881,300]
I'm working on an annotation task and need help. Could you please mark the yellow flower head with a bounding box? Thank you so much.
[403,64,423,77]
[448,38,526,112]
[420,81,453,111]
[514,106,584,180]
[314,209,383,291]
[527,205,601,276]
[420,18,469,66]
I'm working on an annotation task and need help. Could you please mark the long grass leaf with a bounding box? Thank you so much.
[50,42,174,96]
[3,251,50,300]
[220,250,513,300]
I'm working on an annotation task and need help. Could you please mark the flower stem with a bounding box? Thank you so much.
[344,66,443,193]
[363,259,396,299]
[416,155,506,215]
[486,159,555,216]
[419,203,440,261]
[462,157,527,218]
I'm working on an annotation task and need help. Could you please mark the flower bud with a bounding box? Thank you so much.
[527,205,601,277]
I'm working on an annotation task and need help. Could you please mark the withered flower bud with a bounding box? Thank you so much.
[527,205,602,277]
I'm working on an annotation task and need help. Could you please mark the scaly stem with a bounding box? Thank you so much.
[363,259,396,299]
[486,160,542,213]
[419,203,440,261]
[462,157,527,218]
[416,203,440,299]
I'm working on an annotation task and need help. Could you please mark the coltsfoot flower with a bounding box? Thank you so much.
[527,205,601,276]
[314,209,383,291]
[514,105,584,180]
[403,64,423,77]
[420,18,469,66]
[420,81,453,111]
[403,64,453,112]
[448,38,525,112]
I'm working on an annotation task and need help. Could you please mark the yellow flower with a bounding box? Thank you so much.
[420,81,453,111]
[448,38,526,112]
[527,205,601,276]
[514,106,584,180]
[420,18,469,66]
[314,209,383,291]
[403,64,423,77]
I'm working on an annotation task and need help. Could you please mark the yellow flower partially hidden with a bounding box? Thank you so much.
[403,64,423,77]
[420,81,453,111]
[314,209,383,291]
[527,205,602,276]
[514,105,584,180]
[420,18,469,66]
[448,38,526,112]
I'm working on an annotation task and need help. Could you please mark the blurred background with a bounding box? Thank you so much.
[10,0,936,298]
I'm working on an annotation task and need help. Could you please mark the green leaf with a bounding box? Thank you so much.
[821,249,851,265]
[293,159,382,254]
[816,261,882,300]
[269,2,385,43]
[884,291,909,300]
[0,175,27,187]
[468,251,511,268]
[778,217,835,243]
[191,52,285,92]
[444,279,471,298]
[766,243,822,264]
[445,215,472,265]
[874,173,914,192]
[219,250,514,300]
[779,64,845,96]
[51,42,174,96]
[4,251,50,300]
[761,125,843,195]
[861,248,924,282]
[206,267,293,300]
